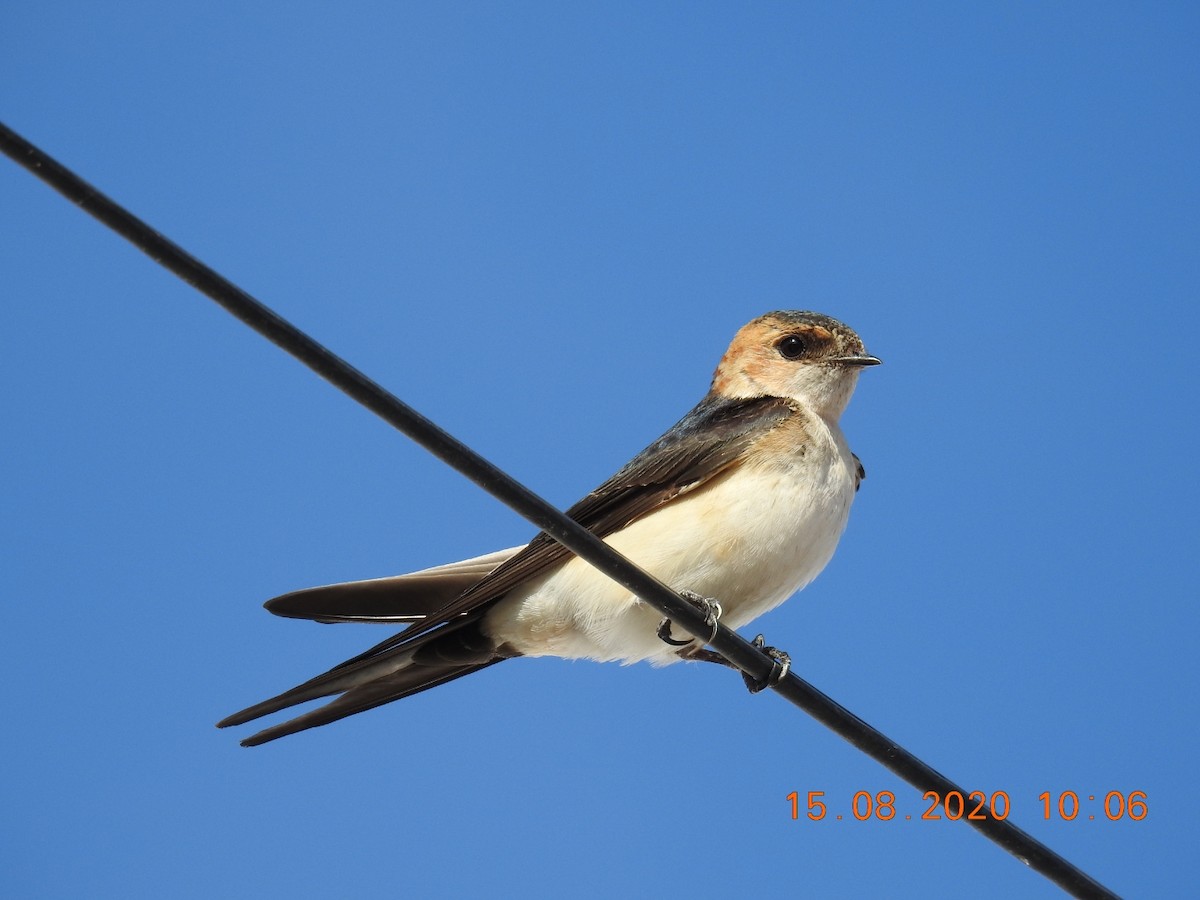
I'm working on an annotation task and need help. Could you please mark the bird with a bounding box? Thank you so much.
[218,310,880,746]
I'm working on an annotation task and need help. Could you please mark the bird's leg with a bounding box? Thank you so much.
[741,634,791,693]
[656,590,723,647]
[681,647,739,669]
[681,634,792,694]
[658,594,790,692]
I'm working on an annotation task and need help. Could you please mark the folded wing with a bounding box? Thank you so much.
[262,548,522,624]
[219,393,796,745]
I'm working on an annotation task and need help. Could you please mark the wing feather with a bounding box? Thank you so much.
[263,548,521,623]
[339,394,796,665]
[221,393,796,742]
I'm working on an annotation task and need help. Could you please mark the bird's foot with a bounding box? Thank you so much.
[742,634,791,693]
[682,647,737,668]
[656,590,723,647]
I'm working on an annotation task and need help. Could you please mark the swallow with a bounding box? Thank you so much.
[218,311,880,746]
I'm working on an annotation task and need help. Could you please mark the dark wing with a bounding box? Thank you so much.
[333,393,796,667]
[452,393,799,609]
[262,548,520,623]
[219,393,795,744]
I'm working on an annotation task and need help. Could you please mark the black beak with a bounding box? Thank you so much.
[833,354,882,367]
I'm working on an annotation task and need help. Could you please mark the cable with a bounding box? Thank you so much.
[1,121,1121,899]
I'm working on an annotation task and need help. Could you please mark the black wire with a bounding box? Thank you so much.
[1,121,1120,900]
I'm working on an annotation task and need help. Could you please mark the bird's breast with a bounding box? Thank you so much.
[488,422,861,664]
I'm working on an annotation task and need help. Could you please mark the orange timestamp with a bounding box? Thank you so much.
[786,790,1148,822]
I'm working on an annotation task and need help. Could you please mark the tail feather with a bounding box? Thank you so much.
[215,646,418,729]
[218,613,510,746]
[236,660,502,747]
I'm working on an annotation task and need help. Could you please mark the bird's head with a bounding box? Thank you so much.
[711,311,880,420]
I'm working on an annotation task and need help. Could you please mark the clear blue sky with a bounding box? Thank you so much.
[2,3,1195,897]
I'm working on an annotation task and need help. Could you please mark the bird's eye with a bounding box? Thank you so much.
[776,334,808,360]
